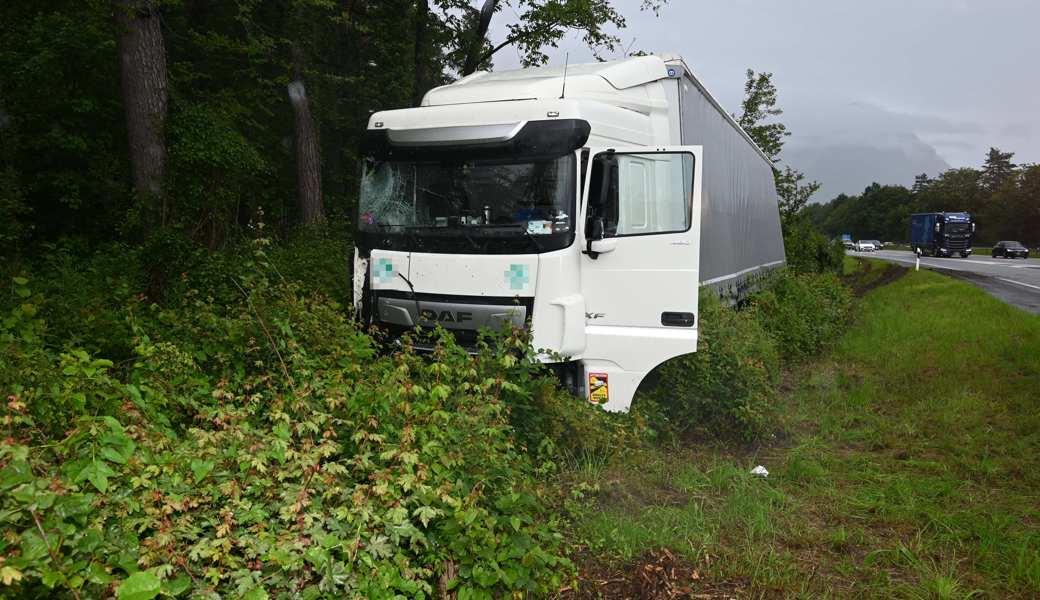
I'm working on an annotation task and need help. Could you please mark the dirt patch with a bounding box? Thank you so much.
[846,258,909,296]
[559,549,746,599]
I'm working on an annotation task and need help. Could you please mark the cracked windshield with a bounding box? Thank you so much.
[359,154,574,247]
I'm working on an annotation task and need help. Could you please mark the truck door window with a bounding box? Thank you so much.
[587,152,694,238]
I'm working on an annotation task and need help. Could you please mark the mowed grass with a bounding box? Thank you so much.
[567,264,1040,598]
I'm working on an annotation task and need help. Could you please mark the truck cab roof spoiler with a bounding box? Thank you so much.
[362,119,591,161]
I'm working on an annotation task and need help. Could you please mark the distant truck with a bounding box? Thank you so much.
[910,212,974,258]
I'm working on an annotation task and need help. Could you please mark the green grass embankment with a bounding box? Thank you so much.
[565,264,1040,598]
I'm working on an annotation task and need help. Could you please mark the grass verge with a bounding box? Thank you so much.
[562,261,1040,598]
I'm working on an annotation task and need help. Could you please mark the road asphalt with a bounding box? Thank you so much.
[852,249,1040,314]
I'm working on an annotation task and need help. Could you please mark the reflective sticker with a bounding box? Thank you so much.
[372,258,395,283]
[504,264,530,290]
[588,372,609,405]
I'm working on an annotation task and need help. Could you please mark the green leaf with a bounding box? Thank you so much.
[75,528,104,553]
[101,446,129,465]
[162,574,191,596]
[117,571,161,600]
[20,530,49,561]
[190,459,214,482]
[76,460,116,493]
[11,483,35,504]
[242,586,269,600]
[0,459,32,490]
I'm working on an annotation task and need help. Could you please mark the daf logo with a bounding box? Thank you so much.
[419,308,473,324]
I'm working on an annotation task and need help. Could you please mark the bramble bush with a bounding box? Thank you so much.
[749,270,853,361]
[782,218,845,275]
[1,238,590,599]
[640,268,853,441]
[639,291,781,442]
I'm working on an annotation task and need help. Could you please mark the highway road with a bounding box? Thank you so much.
[851,249,1040,314]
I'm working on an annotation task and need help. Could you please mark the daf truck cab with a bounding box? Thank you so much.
[353,54,785,411]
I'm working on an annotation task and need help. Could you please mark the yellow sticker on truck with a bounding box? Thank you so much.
[588,372,609,404]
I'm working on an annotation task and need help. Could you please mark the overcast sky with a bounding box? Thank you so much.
[492,0,1040,200]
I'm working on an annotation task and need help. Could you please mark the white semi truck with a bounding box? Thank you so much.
[353,53,785,411]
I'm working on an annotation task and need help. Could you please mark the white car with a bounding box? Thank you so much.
[854,241,876,252]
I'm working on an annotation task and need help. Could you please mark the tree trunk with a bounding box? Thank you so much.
[288,61,323,226]
[413,0,430,105]
[113,0,169,233]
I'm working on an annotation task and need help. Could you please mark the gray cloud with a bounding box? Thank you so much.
[489,0,1040,197]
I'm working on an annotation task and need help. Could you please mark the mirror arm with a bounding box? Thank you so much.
[584,237,600,259]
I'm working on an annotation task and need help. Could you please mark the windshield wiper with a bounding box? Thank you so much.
[457,226,482,250]
[404,225,482,251]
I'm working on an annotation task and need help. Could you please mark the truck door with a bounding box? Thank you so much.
[578,146,703,411]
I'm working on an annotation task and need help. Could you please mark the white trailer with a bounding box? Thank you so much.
[354,54,784,411]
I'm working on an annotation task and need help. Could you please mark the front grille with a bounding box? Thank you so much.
[372,291,533,352]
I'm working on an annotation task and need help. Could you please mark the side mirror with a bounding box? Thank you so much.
[585,217,605,258]
[589,238,618,254]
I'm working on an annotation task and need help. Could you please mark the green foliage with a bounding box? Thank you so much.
[735,69,788,163]
[749,271,853,361]
[734,68,822,233]
[642,291,780,442]
[1,0,667,250]
[0,2,128,241]
[166,102,271,240]
[0,242,580,599]
[782,217,845,275]
[640,269,852,440]
[774,165,822,225]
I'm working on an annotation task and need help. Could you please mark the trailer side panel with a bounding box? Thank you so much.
[670,69,785,299]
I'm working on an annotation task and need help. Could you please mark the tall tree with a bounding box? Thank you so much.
[774,166,820,221]
[449,0,666,76]
[736,69,818,224]
[980,146,1015,193]
[911,172,931,195]
[113,0,169,234]
[735,69,787,162]
[288,47,323,226]
[414,0,435,104]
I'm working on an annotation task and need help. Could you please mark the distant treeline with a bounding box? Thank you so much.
[802,148,1040,246]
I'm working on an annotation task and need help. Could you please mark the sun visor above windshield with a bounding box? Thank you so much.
[362,119,590,161]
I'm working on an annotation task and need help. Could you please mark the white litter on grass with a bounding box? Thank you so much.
[750,465,769,478]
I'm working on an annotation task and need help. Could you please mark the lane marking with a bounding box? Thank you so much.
[873,252,1039,270]
[997,277,1040,292]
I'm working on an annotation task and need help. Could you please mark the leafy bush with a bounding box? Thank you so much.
[640,269,853,441]
[749,270,853,361]
[0,241,579,599]
[783,218,845,275]
[641,291,781,442]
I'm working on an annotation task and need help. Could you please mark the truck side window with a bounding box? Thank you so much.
[587,152,693,238]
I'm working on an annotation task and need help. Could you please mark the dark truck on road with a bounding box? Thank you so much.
[910,212,974,258]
